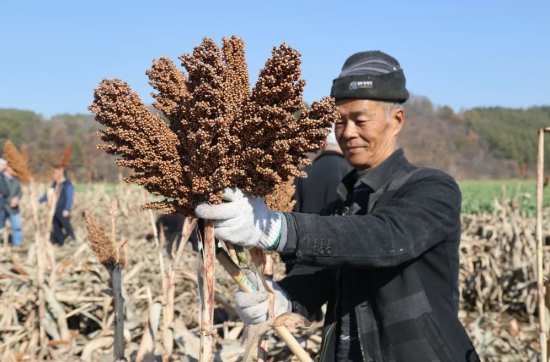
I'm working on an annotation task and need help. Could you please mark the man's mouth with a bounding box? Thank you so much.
[346,145,366,153]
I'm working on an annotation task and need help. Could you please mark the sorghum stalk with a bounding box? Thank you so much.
[198,221,216,362]
[112,263,125,360]
[85,212,125,361]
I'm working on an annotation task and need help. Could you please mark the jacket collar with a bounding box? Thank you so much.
[336,148,409,202]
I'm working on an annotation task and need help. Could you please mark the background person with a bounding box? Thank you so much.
[293,128,352,215]
[146,214,199,254]
[0,158,23,247]
[39,167,75,246]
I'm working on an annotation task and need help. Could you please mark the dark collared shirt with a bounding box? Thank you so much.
[338,151,404,361]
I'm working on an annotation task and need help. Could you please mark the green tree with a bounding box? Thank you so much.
[464,106,550,169]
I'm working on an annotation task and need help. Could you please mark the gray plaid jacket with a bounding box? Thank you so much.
[279,149,479,362]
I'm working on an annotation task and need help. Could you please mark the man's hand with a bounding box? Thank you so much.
[195,188,284,250]
[235,269,292,325]
[62,210,70,218]
[10,197,18,208]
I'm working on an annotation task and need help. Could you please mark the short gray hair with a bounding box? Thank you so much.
[377,101,403,123]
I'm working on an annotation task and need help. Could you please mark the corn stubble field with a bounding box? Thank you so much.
[0,181,546,362]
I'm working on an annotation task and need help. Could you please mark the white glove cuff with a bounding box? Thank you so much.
[260,212,283,251]
[275,214,288,252]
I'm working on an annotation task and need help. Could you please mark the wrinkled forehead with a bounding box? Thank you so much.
[335,99,383,117]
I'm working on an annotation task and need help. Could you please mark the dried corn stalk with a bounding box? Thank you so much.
[0,189,545,361]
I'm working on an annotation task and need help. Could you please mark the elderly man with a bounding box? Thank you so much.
[195,51,479,362]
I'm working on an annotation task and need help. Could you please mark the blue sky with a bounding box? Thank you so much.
[0,0,548,117]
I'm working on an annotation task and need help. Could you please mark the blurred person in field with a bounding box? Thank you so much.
[0,158,23,246]
[293,127,353,214]
[39,167,75,246]
[146,214,199,254]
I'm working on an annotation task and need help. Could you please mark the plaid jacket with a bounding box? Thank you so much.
[279,149,479,362]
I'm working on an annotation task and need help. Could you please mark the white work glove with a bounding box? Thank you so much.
[235,269,292,326]
[195,188,285,251]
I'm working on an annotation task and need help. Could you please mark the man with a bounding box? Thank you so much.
[294,128,352,215]
[195,51,479,361]
[0,158,23,246]
[39,167,75,246]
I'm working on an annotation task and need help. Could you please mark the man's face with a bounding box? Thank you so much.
[54,168,63,181]
[335,99,403,171]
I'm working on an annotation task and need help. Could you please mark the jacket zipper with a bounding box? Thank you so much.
[355,192,368,362]
[319,269,340,362]
[345,199,367,361]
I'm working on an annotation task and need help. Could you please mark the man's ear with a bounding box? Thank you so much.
[392,108,405,136]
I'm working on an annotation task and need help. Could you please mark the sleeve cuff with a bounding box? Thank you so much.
[279,212,297,255]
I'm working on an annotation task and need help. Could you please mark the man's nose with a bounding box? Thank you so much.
[342,121,358,140]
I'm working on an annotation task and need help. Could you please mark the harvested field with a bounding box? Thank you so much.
[0,182,547,361]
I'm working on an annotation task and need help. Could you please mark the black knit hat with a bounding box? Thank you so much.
[330,51,409,103]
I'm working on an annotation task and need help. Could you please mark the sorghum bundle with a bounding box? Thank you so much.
[89,35,337,215]
[3,140,31,183]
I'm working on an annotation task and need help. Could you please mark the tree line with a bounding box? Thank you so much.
[1,99,549,182]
